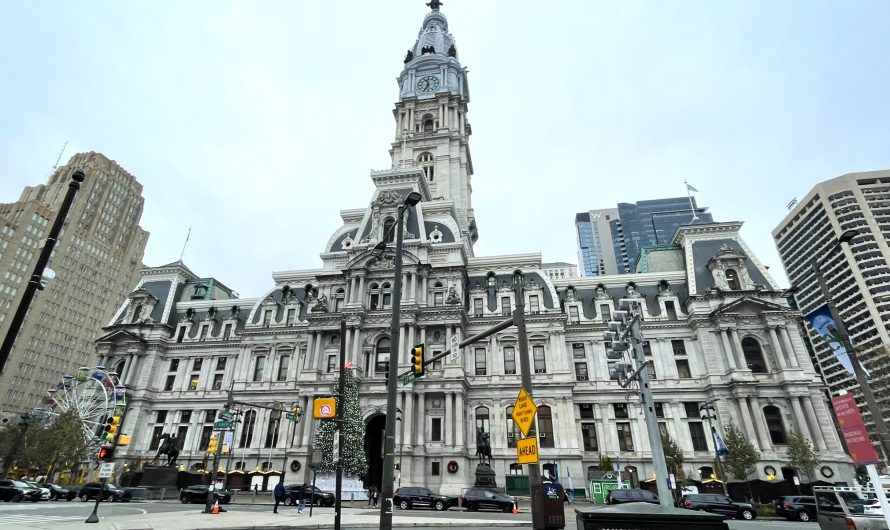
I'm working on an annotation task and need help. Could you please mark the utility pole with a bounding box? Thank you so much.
[205,390,234,513]
[335,319,346,530]
[699,402,727,491]
[0,169,85,375]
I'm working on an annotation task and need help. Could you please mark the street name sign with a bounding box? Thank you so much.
[400,373,416,386]
[98,462,115,479]
[219,409,235,422]
[516,437,538,464]
[213,420,235,431]
[450,332,461,362]
[511,388,537,436]
[314,397,337,419]
[285,412,296,421]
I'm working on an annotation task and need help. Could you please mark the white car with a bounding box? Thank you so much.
[24,482,51,501]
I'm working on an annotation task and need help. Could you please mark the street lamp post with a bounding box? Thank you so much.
[699,402,727,491]
[0,169,85,375]
[810,229,890,461]
[378,191,421,530]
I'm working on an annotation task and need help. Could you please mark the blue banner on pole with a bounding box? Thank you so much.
[805,305,867,380]
[712,426,729,462]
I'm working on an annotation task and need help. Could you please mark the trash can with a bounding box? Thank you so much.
[576,503,729,530]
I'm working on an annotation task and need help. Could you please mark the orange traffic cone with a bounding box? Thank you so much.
[211,500,220,514]
[512,501,518,514]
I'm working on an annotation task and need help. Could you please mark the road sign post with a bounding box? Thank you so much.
[98,462,115,479]
[450,332,461,362]
[511,388,537,436]
[517,437,539,464]
[213,420,235,431]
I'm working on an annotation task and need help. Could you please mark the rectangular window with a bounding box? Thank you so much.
[176,327,186,343]
[176,426,188,449]
[327,356,337,373]
[262,310,272,327]
[581,423,598,451]
[473,298,483,316]
[501,297,511,315]
[529,295,540,313]
[689,422,708,451]
[277,355,290,381]
[671,340,687,356]
[654,402,664,418]
[572,343,586,359]
[188,375,199,391]
[574,362,588,381]
[253,356,266,382]
[474,348,487,376]
[503,346,516,375]
[431,462,440,476]
[205,410,216,423]
[533,345,546,373]
[665,300,678,320]
[616,422,634,451]
[164,375,175,391]
[216,358,227,371]
[643,341,652,356]
[658,422,668,439]
[156,410,168,423]
[431,418,442,442]
[579,403,594,419]
[600,304,611,322]
[648,363,657,379]
[676,359,691,378]
[198,425,213,450]
[433,292,443,306]
[432,351,442,371]
[149,426,164,450]
[181,410,192,423]
[193,358,203,371]
[613,403,629,419]
[212,373,224,390]
[169,359,179,372]
[569,305,579,323]
[684,402,701,418]
[264,419,280,448]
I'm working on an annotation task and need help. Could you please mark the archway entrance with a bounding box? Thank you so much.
[364,414,386,490]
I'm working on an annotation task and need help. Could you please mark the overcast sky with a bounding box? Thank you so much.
[2,1,888,298]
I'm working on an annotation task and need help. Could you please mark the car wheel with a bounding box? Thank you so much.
[283,497,294,506]
[797,510,810,522]
[12,494,22,503]
[434,500,445,511]
[467,502,477,512]
[740,509,754,520]
[697,507,707,512]
[180,496,188,504]
[80,494,87,502]
[399,499,410,510]
[502,503,512,513]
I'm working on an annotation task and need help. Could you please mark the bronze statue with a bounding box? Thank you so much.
[475,427,491,465]
[404,49,414,63]
[148,433,180,467]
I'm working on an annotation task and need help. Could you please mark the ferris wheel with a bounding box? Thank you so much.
[37,366,126,447]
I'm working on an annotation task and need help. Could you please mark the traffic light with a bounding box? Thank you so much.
[102,416,120,441]
[206,435,219,454]
[97,446,114,461]
[411,344,425,378]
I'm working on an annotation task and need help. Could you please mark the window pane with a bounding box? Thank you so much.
[582,423,598,451]
[569,306,579,323]
[574,362,588,381]
[538,406,554,448]
[473,298,483,315]
[572,344,586,359]
[529,296,540,313]
[501,297,511,315]
[676,359,691,378]
[684,402,700,418]
[431,418,442,441]
[671,340,687,356]
[277,355,290,381]
[503,347,516,374]
[616,422,634,451]
[689,422,708,451]
[253,356,266,382]
[475,348,487,376]
[533,345,546,373]
[579,403,594,419]
[613,403,629,418]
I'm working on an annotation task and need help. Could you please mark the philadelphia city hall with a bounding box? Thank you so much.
[96,3,852,496]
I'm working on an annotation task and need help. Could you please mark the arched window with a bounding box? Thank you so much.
[418,152,435,182]
[763,405,787,444]
[742,337,767,373]
[239,410,256,448]
[264,417,279,448]
[369,283,380,310]
[487,273,496,288]
[505,406,518,448]
[475,406,490,436]
[113,359,126,377]
[538,405,554,448]
[132,304,143,323]
[422,115,434,132]
[383,218,396,244]
[725,269,741,290]
[432,281,445,306]
[381,283,392,309]
[375,337,391,374]
[334,288,345,312]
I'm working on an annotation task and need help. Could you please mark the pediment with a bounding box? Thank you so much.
[95,328,145,345]
[711,296,784,317]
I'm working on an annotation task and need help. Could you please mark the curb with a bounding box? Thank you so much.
[197,524,531,530]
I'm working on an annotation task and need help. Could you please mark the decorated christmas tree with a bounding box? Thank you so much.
[312,363,367,478]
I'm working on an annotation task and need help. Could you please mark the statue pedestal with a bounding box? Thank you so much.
[141,466,179,488]
[474,463,497,489]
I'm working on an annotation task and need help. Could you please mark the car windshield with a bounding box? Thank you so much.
[12,481,30,488]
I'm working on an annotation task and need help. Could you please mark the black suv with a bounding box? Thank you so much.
[460,488,514,512]
[679,494,755,520]
[774,495,817,522]
[179,485,231,504]
[41,483,76,501]
[394,487,458,511]
[283,484,335,506]
[606,488,658,505]
[79,482,132,502]
[0,480,42,502]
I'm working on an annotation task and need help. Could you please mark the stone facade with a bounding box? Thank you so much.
[95,6,852,494]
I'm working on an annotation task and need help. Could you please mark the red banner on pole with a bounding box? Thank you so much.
[831,394,880,465]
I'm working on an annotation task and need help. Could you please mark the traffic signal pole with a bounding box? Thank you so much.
[205,390,234,513]
[86,399,129,523]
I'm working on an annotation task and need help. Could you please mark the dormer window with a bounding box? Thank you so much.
[192,285,208,300]
[132,305,143,323]
[725,269,741,290]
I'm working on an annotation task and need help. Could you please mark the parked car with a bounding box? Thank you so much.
[179,485,231,504]
[679,493,756,520]
[460,488,515,512]
[23,481,51,501]
[79,482,132,502]
[0,480,42,502]
[394,487,458,511]
[774,495,817,522]
[815,487,886,530]
[283,484,335,506]
[606,488,659,505]
[40,483,76,501]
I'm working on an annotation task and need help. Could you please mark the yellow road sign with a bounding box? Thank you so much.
[516,437,539,464]
[313,397,337,419]
[511,388,537,436]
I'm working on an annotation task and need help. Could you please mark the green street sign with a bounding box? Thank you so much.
[213,420,235,431]
[219,410,235,422]
[285,412,295,421]
[400,373,416,386]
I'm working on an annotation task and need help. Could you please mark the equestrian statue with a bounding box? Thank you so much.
[148,433,180,467]
[475,427,491,465]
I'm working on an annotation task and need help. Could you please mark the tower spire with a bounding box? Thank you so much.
[426,0,443,11]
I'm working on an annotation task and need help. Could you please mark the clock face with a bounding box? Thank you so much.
[416,75,440,93]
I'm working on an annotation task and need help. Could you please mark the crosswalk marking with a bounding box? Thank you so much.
[0,514,83,526]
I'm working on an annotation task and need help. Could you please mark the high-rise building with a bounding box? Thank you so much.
[576,198,712,276]
[542,262,578,282]
[773,170,890,435]
[96,5,851,494]
[0,152,148,413]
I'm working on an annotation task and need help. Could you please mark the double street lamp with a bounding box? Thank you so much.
[377,191,421,530]
[807,229,890,461]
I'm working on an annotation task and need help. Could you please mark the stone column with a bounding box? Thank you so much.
[313,333,324,371]
[407,326,416,358]
[349,277,357,303]
[594,404,610,454]
[416,393,426,446]
[779,327,800,368]
[358,276,366,305]
[302,396,315,447]
[404,391,414,448]
[421,276,428,305]
[445,392,453,446]
[398,326,406,364]
[720,330,738,370]
[802,396,828,451]
[790,397,813,443]
[352,327,362,367]
[767,327,787,370]
[305,332,315,372]
[730,328,747,369]
[748,396,772,451]
[736,397,760,451]
[455,392,465,448]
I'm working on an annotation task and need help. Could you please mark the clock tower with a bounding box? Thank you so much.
[390,1,478,248]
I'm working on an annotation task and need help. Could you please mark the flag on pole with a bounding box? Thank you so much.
[712,426,729,462]
[686,183,699,193]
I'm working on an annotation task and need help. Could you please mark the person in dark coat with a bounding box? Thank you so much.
[273,482,286,514]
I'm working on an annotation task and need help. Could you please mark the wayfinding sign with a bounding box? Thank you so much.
[511,388,537,436]
[314,397,337,419]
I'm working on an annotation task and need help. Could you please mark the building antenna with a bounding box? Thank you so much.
[685,180,700,222]
[179,227,191,262]
[50,141,68,175]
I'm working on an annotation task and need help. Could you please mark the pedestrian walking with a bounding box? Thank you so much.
[372,484,379,508]
[273,482,285,514]
[297,484,307,514]
[367,484,377,507]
